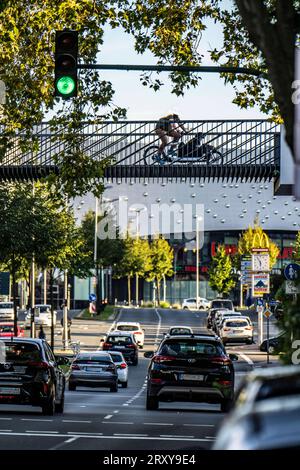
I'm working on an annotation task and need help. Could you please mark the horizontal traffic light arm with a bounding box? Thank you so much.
[78,63,267,78]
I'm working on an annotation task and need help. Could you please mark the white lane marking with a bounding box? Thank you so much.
[113,410,119,414]
[67,432,103,435]
[195,314,200,318]
[26,430,59,434]
[114,433,148,437]
[65,437,79,443]
[102,421,134,425]
[237,352,254,365]
[21,419,53,422]
[104,415,113,420]
[160,434,194,439]
[0,418,12,420]
[0,429,12,432]
[0,431,215,442]
[62,420,92,424]
[144,423,173,426]
[183,424,215,428]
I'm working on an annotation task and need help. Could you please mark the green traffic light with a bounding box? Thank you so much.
[56,76,75,96]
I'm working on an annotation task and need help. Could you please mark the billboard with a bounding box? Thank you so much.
[252,273,270,297]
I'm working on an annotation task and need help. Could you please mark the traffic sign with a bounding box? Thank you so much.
[252,273,270,297]
[257,305,264,314]
[264,308,273,318]
[284,263,300,281]
[285,280,300,294]
[89,293,97,302]
[257,298,264,306]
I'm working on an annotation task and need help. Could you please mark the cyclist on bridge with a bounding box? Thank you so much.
[155,114,187,156]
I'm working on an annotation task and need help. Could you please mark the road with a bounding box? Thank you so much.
[0,307,279,451]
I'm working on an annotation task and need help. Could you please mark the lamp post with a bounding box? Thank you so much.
[194,215,202,310]
[129,207,146,307]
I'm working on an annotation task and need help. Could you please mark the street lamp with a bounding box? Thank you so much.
[194,215,203,310]
[129,207,146,306]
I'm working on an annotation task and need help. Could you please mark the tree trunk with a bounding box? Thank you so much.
[136,273,139,306]
[157,279,161,305]
[11,261,18,337]
[127,275,131,305]
[163,275,166,302]
[49,268,55,350]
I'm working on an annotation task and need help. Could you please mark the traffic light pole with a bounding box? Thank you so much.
[78,64,266,78]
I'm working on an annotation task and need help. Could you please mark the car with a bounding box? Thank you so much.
[213,311,241,333]
[0,323,24,338]
[0,338,66,415]
[144,333,238,412]
[219,317,254,345]
[214,365,300,449]
[101,331,139,365]
[260,332,285,354]
[69,351,118,392]
[163,326,194,338]
[113,322,145,349]
[182,298,210,310]
[206,308,229,329]
[107,351,128,388]
[24,304,57,328]
[213,395,300,450]
[210,299,234,311]
[0,302,16,321]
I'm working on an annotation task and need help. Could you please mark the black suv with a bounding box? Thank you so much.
[144,334,237,412]
[102,331,139,365]
[0,338,67,415]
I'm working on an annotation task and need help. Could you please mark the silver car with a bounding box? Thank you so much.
[69,351,118,392]
[219,317,253,345]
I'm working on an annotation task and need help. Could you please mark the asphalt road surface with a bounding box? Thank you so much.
[0,308,279,451]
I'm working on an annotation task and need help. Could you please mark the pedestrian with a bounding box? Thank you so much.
[38,325,46,340]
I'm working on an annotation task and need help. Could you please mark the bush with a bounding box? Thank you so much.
[159,301,170,309]
[143,301,154,308]
[172,303,181,309]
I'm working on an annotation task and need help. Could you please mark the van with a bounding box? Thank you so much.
[0,302,15,321]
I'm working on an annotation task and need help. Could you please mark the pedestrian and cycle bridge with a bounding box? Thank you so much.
[0,119,284,187]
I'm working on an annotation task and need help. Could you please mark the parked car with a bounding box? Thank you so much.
[182,298,210,310]
[206,308,229,329]
[69,351,118,392]
[0,323,24,338]
[113,322,145,349]
[214,365,300,449]
[0,338,66,415]
[210,299,234,311]
[213,395,300,450]
[163,326,193,337]
[101,331,139,365]
[219,317,254,345]
[24,304,57,329]
[144,333,238,412]
[0,302,16,321]
[260,332,285,354]
[213,311,241,333]
[107,351,128,388]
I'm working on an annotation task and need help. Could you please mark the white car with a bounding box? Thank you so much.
[107,351,128,388]
[0,302,15,321]
[213,311,241,333]
[182,298,211,310]
[164,325,193,337]
[219,317,254,345]
[113,322,144,349]
[25,304,57,328]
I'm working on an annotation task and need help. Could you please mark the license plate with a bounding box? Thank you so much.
[86,367,103,372]
[0,387,20,395]
[117,346,125,349]
[181,374,204,381]
[232,330,241,333]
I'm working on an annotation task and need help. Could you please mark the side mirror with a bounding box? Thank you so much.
[56,356,70,366]
[144,351,154,358]
[100,338,104,342]
[229,353,239,361]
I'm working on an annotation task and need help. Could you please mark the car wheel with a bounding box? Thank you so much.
[110,383,118,393]
[68,382,76,391]
[139,345,143,350]
[220,399,232,413]
[183,307,188,310]
[146,395,159,410]
[268,345,275,354]
[42,394,55,416]
[55,389,65,413]
[132,357,138,366]
[121,381,128,389]
[246,338,253,345]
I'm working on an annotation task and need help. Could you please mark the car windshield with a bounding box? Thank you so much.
[159,340,222,357]
[117,325,138,331]
[107,336,132,345]
[75,355,111,364]
[257,378,300,401]
[169,328,191,335]
[0,341,41,362]
[0,325,14,333]
[0,304,13,309]
[212,301,232,309]
[109,353,123,362]
[36,306,50,313]
[225,321,249,327]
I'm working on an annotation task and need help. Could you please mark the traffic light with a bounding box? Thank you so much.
[54,30,78,99]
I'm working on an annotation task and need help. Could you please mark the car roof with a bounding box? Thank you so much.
[163,334,220,342]
[116,322,140,326]
[243,365,300,382]
[168,325,193,330]
[78,351,111,356]
[108,330,135,336]
[0,337,44,346]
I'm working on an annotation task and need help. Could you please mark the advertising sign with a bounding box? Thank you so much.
[252,273,270,297]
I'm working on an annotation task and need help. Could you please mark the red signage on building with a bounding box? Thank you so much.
[211,241,293,259]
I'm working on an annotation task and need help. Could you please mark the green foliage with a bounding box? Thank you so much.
[209,244,235,296]
[159,301,170,308]
[238,222,280,268]
[146,237,174,302]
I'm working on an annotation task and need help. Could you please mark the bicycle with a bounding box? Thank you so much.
[69,341,81,356]
[143,132,223,166]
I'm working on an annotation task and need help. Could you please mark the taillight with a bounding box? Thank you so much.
[71,363,80,370]
[245,326,252,330]
[102,342,112,349]
[223,327,231,332]
[211,356,229,365]
[119,363,127,369]
[218,379,232,386]
[150,378,163,384]
[134,331,142,335]
[127,344,136,349]
[152,355,176,363]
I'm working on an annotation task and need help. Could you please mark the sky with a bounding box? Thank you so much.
[95,16,265,122]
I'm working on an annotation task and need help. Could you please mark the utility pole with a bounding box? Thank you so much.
[195,216,202,310]
[43,269,47,304]
[63,269,68,350]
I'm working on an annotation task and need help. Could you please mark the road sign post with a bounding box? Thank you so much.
[264,308,272,364]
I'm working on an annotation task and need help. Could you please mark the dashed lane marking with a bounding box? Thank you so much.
[102,421,134,425]
[26,430,59,434]
[183,424,215,428]
[114,433,148,437]
[0,418,12,421]
[62,420,92,424]
[237,352,254,365]
[0,429,12,432]
[143,423,173,426]
[160,434,194,439]
[22,419,53,422]
[104,415,113,420]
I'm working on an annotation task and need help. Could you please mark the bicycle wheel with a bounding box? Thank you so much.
[209,149,223,165]
[143,145,161,165]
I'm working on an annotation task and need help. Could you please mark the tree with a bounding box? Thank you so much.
[238,221,280,268]
[146,237,174,305]
[209,245,235,297]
